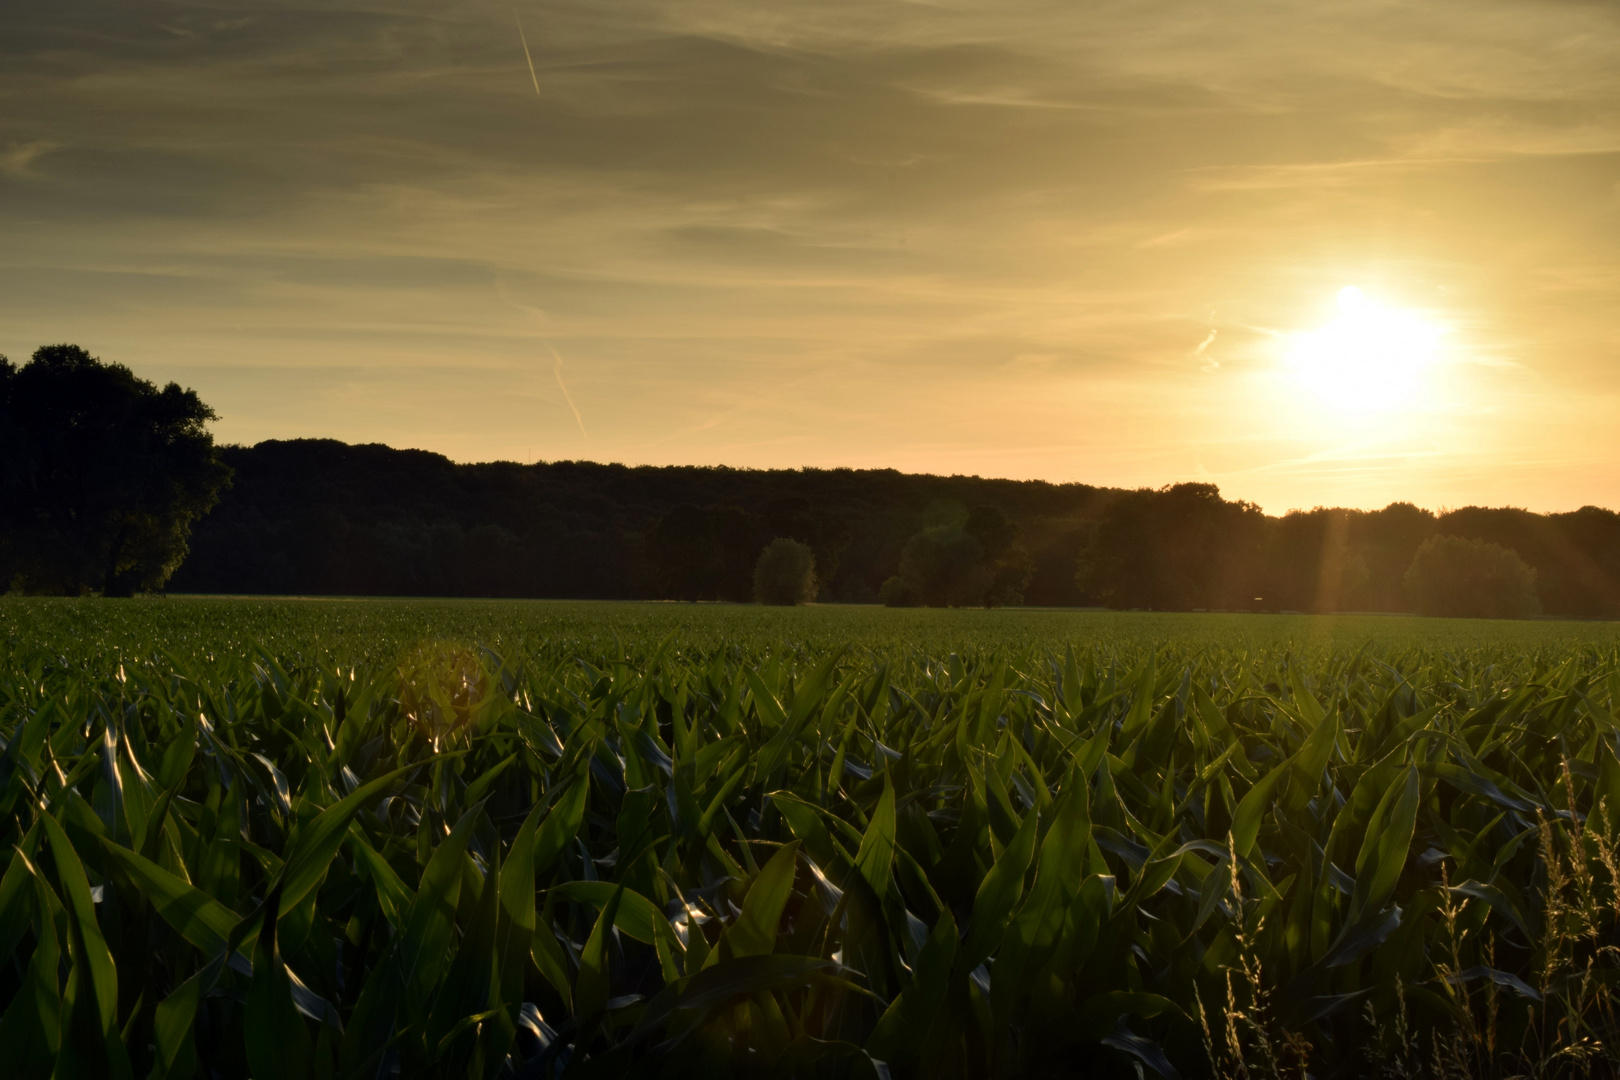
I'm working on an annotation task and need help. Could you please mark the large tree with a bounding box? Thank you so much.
[1403,535,1540,619]
[0,345,232,595]
[1076,483,1268,610]
[882,525,987,607]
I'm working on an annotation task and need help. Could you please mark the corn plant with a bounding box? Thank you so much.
[2,599,1620,1077]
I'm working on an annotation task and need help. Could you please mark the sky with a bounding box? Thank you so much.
[3,0,1618,514]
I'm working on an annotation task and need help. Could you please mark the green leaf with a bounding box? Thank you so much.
[1078,990,1179,1041]
[1282,707,1339,817]
[854,778,896,901]
[574,882,625,1020]
[746,668,790,731]
[533,775,589,875]
[770,792,841,870]
[993,772,1093,1012]
[397,802,484,1005]
[486,800,547,1068]
[1449,879,1533,941]
[0,827,43,966]
[275,760,425,914]
[636,955,862,1038]
[41,812,124,1072]
[1350,764,1419,921]
[244,889,312,1080]
[959,801,1040,972]
[756,654,849,780]
[549,880,676,949]
[344,825,415,926]
[463,752,516,806]
[100,841,240,957]
[727,841,801,958]
[147,966,209,1080]
[866,908,957,1063]
[1230,756,1291,862]
[425,846,502,1056]
[530,912,575,1014]
[499,799,544,960]
[0,856,63,1079]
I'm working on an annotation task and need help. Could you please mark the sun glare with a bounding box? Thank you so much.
[1286,286,1444,416]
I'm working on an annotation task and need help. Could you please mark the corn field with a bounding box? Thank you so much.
[4,599,1620,1078]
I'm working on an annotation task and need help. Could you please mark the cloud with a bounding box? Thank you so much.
[0,140,58,176]
[0,0,1617,511]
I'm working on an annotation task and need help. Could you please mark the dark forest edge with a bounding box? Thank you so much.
[4,345,1619,617]
[163,440,1619,618]
[150,440,1615,619]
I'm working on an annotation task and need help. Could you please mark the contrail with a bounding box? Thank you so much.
[495,277,588,441]
[1193,328,1219,370]
[548,342,588,440]
[515,12,541,96]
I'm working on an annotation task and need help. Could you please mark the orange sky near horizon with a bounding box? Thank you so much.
[2,1,1617,515]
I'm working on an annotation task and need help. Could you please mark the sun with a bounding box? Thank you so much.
[1286,286,1444,416]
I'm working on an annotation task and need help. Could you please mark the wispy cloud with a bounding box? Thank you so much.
[0,0,1617,511]
[0,140,57,176]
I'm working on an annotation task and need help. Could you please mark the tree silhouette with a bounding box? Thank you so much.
[883,526,987,607]
[1,345,231,595]
[1404,535,1540,619]
[1076,483,1267,610]
[965,505,1033,607]
[752,537,817,605]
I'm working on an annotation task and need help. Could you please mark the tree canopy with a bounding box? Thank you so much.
[0,345,231,595]
[753,537,818,605]
[1404,535,1541,619]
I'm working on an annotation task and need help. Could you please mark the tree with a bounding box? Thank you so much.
[878,574,921,606]
[1076,483,1267,610]
[884,526,987,607]
[645,504,761,601]
[1264,508,1371,613]
[964,505,1033,607]
[646,504,726,600]
[1,345,231,595]
[1403,535,1540,619]
[752,538,817,605]
[1357,502,1437,612]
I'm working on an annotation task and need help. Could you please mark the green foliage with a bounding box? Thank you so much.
[1405,534,1542,619]
[0,345,231,597]
[3,599,1620,1078]
[965,506,1034,607]
[1077,482,1269,611]
[753,538,818,606]
[878,574,921,607]
[887,525,988,607]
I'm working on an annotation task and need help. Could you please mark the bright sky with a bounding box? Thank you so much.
[3,1,1618,513]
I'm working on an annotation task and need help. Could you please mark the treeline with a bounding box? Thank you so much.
[167,440,1109,604]
[164,439,1620,617]
[1080,483,1620,618]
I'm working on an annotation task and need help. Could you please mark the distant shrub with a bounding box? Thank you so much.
[753,537,817,605]
[1403,535,1540,619]
[879,574,921,607]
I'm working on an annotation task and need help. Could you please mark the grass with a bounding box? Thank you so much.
[2,597,1620,1078]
